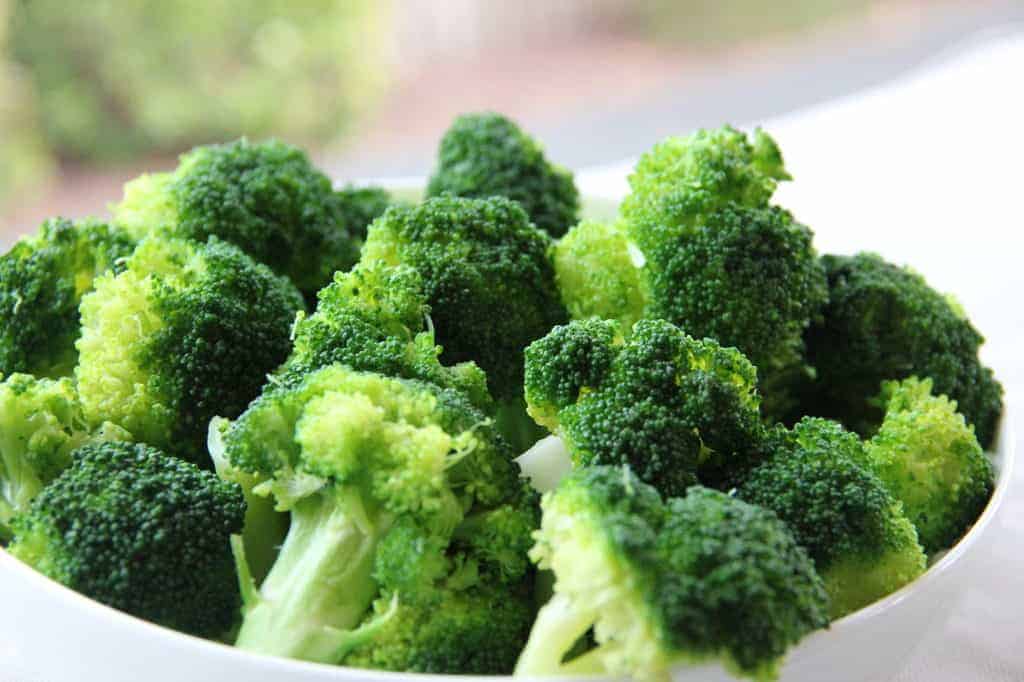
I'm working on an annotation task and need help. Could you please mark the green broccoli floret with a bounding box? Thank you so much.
[283,261,492,412]
[515,466,828,681]
[524,318,763,493]
[112,139,362,298]
[334,185,396,243]
[426,112,580,238]
[865,377,995,554]
[552,219,647,331]
[737,418,926,619]
[75,234,304,466]
[0,217,136,377]
[361,195,567,449]
[222,365,522,664]
[804,253,1003,448]
[8,441,245,638]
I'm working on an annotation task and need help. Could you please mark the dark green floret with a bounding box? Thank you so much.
[524,318,763,494]
[75,235,304,466]
[0,217,135,377]
[426,112,580,238]
[334,185,395,243]
[866,377,995,554]
[113,139,362,297]
[515,466,828,681]
[8,441,245,638]
[737,418,926,618]
[804,252,1003,448]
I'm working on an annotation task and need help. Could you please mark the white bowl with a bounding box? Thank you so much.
[0,408,1013,682]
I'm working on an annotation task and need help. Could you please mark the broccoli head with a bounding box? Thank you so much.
[0,217,135,377]
[334,184,396,243]
[866,377,995,553]
[223,364,523,664]
[524,318,763,493]
[75,235,304,466]
[804,252,1003,448]
[737,418,926,618]
[426,112,580,237]
[515,466,828,681]
[8,441,245,638]
[113,139,362,297]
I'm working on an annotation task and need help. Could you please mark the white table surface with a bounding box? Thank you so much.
[578,26,1024,682]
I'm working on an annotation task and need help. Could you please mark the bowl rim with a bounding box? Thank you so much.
[0,402,1014,681]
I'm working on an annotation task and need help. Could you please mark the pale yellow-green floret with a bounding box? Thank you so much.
[111,172,178,239]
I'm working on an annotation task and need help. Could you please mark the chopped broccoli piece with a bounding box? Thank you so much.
[524,318,763,493]
[8,441,245,638]
[75,235,303,466]
[224,365,523,664]
[113,139,362,298]
[334,185,396,243]
[0,217,135,377]
[426,112,580,237]
[865,377,995,553]
[552,219,647,331]
[804,253,1003,448]
[515,466,828,681]
[737,418,926,618]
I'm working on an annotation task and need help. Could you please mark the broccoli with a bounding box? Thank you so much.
[515,466,828,681]
[283,261,492,412]
[523,318,763,494]
[222,364,524,664]
[75,234,304,466]
[426,112,580,238]
[334,184,396,243]
[360,195,567,449]
[112,139,363,298]
[8,441,245,638]
[0,217,136,377]
[552,219,647,331]
[737,418,926,619]
[804,252,1003,448]
[865,377,995,554]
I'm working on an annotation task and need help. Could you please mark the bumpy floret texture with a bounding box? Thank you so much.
[804,253,1003,448]
[8,441,245,637]
[334,185,395,243]
[737,418,926,618]
[284,262,492,412]
[552,220,647,331]
[76,235,303,466]
[866,377,995,554]
[0,217,136,377]
[525,318,763,494]
[426,112,580,238]
[113,139,361,297]
[517,466,828,681]
[361,195,567,402]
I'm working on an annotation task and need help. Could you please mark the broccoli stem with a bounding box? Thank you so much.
[514,592,598,675]
[234,488,392,663]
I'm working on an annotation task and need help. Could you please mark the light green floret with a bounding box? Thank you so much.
[114,172,178,236]
[866,377,995,554]
[552,219,647,331]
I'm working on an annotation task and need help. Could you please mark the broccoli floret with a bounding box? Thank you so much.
[361,195,567,449]
[865,377,995,553]
[515,466,828,681]
[0,217,136,377]
[75,235,304,466]
[283,262,492,412]
[524,318,763,493]
[426,112,580,237]
[335,185,396,243]
[737,418,926,619]
[8,441,245,638]
[552,219,647,331]
[223,365,522,664]
[112,139,362,298]
[804,253,1003,448]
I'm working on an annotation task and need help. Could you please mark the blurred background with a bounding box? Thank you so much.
[2,0,1022,238]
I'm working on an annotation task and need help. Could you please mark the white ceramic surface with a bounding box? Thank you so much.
[0,408,1013,682]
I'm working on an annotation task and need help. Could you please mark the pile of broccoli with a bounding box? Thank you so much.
[0,113,1002,681]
